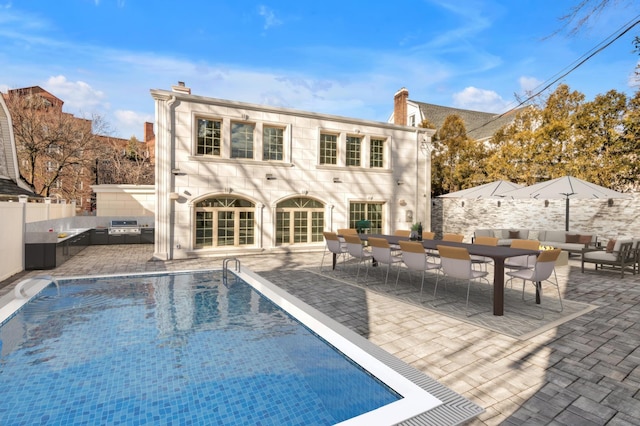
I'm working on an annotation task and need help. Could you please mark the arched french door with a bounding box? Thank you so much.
[194,196,255,248]
[275,197,324,245]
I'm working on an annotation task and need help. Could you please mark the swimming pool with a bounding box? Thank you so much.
[0,268,443,425]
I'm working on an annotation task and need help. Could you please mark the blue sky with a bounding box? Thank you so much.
[1,0,639,140]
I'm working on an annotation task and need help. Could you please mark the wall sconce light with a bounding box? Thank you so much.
[171,169,182,175]
[608,198,614,207]
[544,200,549,207]
[300,189,308,195]
[224,187,232,193]
[266,173,276,180]
[405,210,413,222]
[169,192,180,200]
[497,201,501,207]
[396,180,404,186]
[241,114,249,120]
[333,177,341,183]
[461,201,465,207]
[354,129,360,134]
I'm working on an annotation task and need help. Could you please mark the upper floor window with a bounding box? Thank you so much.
[231,122,254,159]
[319,133,337,165]
[346,136,361,166]
[409,115,416,127]
[263,126,284,161]
[370,138,385,168]
[47,144,61,155]
[197,118,221,156]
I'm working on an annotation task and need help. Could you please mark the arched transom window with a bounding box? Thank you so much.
[195,196,255,248]
[276,197,324,245]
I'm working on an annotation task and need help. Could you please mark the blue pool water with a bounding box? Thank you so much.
[0,271,400,425]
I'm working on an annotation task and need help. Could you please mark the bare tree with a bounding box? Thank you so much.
[97,136,154,185]
[6,90,108,203]
[556,0,625,35]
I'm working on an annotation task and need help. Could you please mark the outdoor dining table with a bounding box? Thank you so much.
[360,234,540,316]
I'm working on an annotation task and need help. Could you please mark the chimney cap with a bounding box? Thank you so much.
[172,82,191,94]
[394,87,409,97]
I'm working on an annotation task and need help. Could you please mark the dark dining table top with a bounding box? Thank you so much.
[360,234,539,260]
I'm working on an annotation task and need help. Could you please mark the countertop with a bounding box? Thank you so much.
[25,228,92,244]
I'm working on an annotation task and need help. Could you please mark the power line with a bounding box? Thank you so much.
[465,15,640,137]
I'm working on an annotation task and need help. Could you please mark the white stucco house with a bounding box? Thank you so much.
[151,83,434,260]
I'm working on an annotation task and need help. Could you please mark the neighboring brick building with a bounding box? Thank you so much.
[3,86,154,213]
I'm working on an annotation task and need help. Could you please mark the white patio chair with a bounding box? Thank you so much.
[434,245,490,316]
[343,234,372,282]
[320,231,348,272]
[366,237,403,287]
[395,240,441,300]
[470,235,498,271]
[506,248,563,315]
[504,239,540,274]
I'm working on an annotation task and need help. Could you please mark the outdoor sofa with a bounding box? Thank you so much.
[581,238,638,278]
[474,229,597,253]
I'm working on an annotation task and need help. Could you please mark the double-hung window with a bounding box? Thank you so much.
[319,133,337,165]
[231,123,254,159]
[197,119,221,156]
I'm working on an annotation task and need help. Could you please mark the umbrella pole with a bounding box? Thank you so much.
[565,197,570,231]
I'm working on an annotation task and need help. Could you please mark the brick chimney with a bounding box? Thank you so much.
[171,81,191,95]
[393,87,409,126]
[143,122,154,142]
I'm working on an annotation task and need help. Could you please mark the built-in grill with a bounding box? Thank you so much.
[108,220,141,235]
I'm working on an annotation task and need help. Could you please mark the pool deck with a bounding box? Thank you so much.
[2,245,640,425]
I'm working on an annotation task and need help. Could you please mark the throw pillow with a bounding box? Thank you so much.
[508,230,520,239]
[578,234,592,245]
[565,234,580,243]
[606,239,616,253]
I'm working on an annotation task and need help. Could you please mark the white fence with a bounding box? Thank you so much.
[0,199,76,282]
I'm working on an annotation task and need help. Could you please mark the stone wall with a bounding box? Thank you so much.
[431,193,640,243]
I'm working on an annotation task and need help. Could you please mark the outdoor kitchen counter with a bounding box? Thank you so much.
[25,229,92,270]
[25,228,92,244]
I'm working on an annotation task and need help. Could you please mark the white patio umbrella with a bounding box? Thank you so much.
[438,180,524,199]
[500,175,629,231]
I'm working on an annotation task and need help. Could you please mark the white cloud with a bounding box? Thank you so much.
[113,109,153,139]
[452,86,510,112]
[44,75,106,112]
[518,76,542,93]
[258,5,282,30]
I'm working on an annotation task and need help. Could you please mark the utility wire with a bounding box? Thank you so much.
[465,15,640,137]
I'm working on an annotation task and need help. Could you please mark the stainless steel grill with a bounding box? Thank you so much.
[108,220,141,235]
